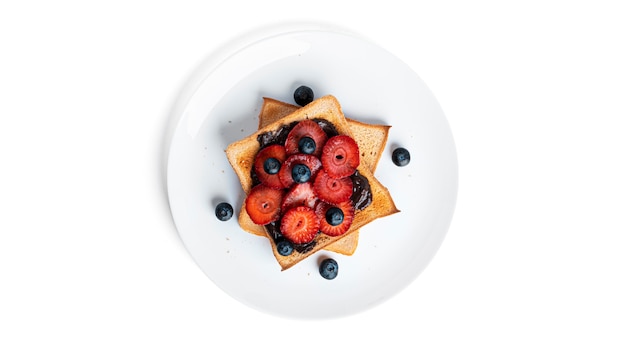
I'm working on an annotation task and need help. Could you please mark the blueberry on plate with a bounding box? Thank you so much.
[276,240,293,256]
[392,147,411,167]
[294,85,314,106]
[215,202,233,221]
[319,258,338,280]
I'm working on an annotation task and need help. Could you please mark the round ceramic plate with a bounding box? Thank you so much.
[166,26,457,319]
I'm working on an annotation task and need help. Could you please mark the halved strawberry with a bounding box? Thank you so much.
[253,144,287,189]
[278,154,322,188]
[313,169,353,205]
[280,206,320,244]
[245,184,284,225]
[315,200,355,237]
[284,120,328,157]
[281,182,317,212]
[321,135,360,178]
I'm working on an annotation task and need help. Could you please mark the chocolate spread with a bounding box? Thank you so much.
[257,121,298,149]
[312,118,339,137]
[350,171,372,211]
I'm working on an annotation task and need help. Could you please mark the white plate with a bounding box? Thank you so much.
[166,26,457,319]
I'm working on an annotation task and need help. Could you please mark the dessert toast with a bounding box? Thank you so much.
[248,97,390,255]
[226,95,399,270]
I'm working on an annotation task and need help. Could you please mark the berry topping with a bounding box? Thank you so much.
[392,147,411,167]
[243,114,370,257]
[291,164,311,183]
[315,200,354,237]
[263,158,280,174]
[293,85,314,106]
[279,154,322,188]
[276,240,294,256]
[313,169,353,205]
[325,207,344,226]
[298,136,316,154]
[215,202,233,221]
[319,258,338,280]
[245,184,284,225]
[280,206,320,244]
[321,135,360,178]
[282,182,317,211]
[253,144,287,189]
[285,120,328,157]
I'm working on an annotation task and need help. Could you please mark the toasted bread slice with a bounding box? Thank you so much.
[226,95,399,270]
[254,98,390,255]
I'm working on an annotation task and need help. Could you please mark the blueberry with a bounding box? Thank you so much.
[215,202,233,221]
[298,136,316,154]
[294,85,314,106]
[291,164,311,183]
[276,240,293,256]
[319,258,338,280]
[392,147,411,167]
[325,207,344,226]
[263,157,281,175]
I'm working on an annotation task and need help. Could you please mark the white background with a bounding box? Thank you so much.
[1,0,625,351]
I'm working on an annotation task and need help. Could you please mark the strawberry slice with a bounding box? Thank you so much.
[285,120,328,157]
[280,206,320,244]
[315,201,355,237]
[321,135,360,178]
[278,154,322,188]
[253,144,287,189]
[245,184,284,225]
[313,169,353,205]
[281,182,318,212]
